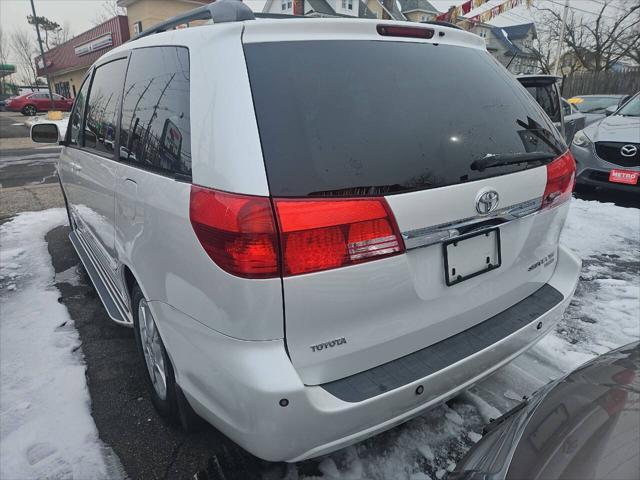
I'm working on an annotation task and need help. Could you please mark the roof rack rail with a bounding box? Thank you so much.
[134,0,255,41]
[254,13,304,19]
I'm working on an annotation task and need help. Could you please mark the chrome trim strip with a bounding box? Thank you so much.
[401,197,542,250]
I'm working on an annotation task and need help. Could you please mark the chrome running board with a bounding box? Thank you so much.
[69,231,133,326]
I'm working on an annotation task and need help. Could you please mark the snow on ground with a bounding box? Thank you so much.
[0,209,123,480]
[0,199,637,480]
[271,198,640,480]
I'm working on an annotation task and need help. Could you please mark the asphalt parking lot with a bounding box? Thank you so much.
[1,114,638,479]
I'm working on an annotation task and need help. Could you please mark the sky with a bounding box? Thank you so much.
[0,0,628,68]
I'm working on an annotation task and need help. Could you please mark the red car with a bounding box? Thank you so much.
[6,92,74,116]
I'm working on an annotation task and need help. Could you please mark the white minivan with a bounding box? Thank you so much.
[32,0,581,463]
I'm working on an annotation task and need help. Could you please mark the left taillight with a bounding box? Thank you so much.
[190,188,405,278]
[541,150,576,210]
[189,185,279,278]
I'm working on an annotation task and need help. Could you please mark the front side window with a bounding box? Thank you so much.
[68,76,91,146]
[119,46,191,176]
[83,58,127,156]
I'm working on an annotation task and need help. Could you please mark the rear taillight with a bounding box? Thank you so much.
[190,188,405,278]
[189,186,279,278]
[541,150,576,210]
[274,198,404,276]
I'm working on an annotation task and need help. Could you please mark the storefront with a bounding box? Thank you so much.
[35,16,130,98]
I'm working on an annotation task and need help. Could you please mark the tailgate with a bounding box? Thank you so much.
[243,24,570,385]
[282,168,568,385]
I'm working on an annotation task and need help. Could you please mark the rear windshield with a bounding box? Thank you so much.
[245,41,565,197]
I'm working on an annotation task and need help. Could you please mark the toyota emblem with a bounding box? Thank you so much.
[475,189,500,215]
[620,144,638,157]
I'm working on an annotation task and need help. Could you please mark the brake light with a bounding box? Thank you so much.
[189,186,279,278]
[377,25,434,39]
[541,150,576,210]
[274,198,404,276]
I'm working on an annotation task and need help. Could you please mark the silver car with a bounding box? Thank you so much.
[31,1,581,463]
[572,92,640,192]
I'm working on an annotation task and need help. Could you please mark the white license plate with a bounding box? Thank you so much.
[443,228,501,286]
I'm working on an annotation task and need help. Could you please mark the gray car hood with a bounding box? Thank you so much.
[584,114,640,143]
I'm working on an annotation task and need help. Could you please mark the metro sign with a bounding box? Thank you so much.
[75,33,113,57]
[609,169,639,185]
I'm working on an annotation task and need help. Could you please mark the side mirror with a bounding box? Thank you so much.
[31,123,60,143]
[605,105,617,116]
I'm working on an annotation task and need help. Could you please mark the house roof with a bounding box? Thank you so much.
[35,16,130,77]
[305,0,337,16]
[368,0,405,20]
[490,22,536,58]
[263,0,376,18]
[398,0,438,13]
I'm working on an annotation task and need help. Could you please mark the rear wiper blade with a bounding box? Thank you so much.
[471,152,557,172]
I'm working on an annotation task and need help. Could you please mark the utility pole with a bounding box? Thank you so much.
[29,0,55,110]
[552,0,570,76]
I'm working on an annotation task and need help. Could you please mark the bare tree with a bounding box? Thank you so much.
[537,0,640,72]
[0,28,14,93]
[52,21,73,47]
[92,0,126,26]
[27,15,60,50]
[10,29,40,85]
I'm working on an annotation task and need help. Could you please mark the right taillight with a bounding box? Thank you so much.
[274,197,405,276]
[541,150,576,210]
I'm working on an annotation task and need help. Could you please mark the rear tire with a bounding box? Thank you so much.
[131,284,205,429]
[132,284,178,419]
[22,105,36,116]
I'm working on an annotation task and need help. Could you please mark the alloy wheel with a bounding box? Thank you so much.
[138,299,167,400]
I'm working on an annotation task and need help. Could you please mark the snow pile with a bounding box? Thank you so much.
[0,209,122,480]
[276,198,639,480]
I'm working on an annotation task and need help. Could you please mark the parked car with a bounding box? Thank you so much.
[6,92,73,116]
[568,94,631,126]
[571,92,639,192]
[31,0,581,464]
[451,341,640,480]
[516,75,584,144]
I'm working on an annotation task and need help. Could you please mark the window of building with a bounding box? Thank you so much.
[133,21,143,35]
[342,0,353,9]
[55,81,71,98]
[83,58,127,156]
[69,76,91,146]
[119,46,191,177]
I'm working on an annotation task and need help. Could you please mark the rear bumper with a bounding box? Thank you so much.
[152,245,581,463]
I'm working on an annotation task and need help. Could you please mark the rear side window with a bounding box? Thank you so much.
[525,84,561,123]
[245,41,566,197]
[84,58,127,156]
[119,46,191,177]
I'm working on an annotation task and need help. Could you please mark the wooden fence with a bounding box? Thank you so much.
[561,69,640,97]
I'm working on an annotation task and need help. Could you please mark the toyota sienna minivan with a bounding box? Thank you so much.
[32,0,581,463]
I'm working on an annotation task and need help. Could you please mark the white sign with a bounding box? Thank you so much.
[75,33,113,57]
